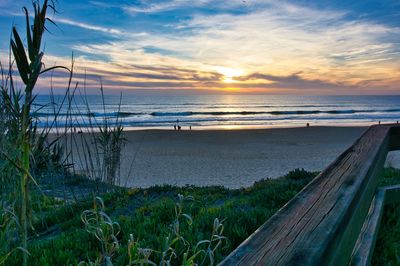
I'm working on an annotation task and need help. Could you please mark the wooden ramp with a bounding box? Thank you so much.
[220,124,400,266]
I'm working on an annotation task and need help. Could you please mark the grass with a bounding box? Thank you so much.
[372,167,400,265]
[5,169,317,265]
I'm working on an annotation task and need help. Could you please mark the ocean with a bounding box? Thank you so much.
[33,94,400,129]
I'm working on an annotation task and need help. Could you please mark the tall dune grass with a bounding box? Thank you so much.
[1,1,69,264]
[68,88,127,187]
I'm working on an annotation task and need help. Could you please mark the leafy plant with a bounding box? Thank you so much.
[4,1,69,264]
[81,194,227,266]
[80,197,121,265]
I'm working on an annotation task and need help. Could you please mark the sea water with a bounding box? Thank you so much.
[32,94,400,129]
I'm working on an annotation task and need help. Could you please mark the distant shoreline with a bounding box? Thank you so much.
[48,122,387,134]
[121,122,377,132]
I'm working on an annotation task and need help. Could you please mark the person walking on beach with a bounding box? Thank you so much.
[174,124,177,130]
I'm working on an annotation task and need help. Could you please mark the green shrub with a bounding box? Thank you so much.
[284,168,317,181]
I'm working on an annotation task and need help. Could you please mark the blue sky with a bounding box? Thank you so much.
[1,0,399,94]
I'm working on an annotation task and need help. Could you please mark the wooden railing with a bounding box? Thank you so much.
[220,124,400,265]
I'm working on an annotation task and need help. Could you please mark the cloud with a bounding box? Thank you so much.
[233,72,354,90]
[45,65,223,83]
[77,2,398,69]
[123,0,213,14]
[88,1,121,9]
[55,18,124,36]
[122,0,282,14]
[4,0,399,94]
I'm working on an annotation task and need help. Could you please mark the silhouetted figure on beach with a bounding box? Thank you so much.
[306,123,310,127]
[379,121,381,125]
[178,125,181,131]
[189,125,192,130]
[174,124,177,130]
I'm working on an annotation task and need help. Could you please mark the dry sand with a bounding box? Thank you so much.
[65,126,400,189]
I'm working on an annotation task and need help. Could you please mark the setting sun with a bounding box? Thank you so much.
[216,67,244,83]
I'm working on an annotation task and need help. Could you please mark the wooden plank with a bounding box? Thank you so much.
[350,184,400,266]
[350,188,386,266]
[220,124,400,266]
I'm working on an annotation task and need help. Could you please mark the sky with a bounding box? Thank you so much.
[0,0,399,95]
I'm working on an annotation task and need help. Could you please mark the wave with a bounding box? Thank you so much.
[150,111,263,116]
[37,112,400,128]
[33,108,400,119]
[151,109,400,117]
[32,111,144,118]
[94,111,143,117]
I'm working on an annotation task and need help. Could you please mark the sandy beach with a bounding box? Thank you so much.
[61,125,400,189]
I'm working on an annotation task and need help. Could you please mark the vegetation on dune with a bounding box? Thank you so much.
[5,170,316,265]
[373,203,400,265]
[372,167,400,265]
